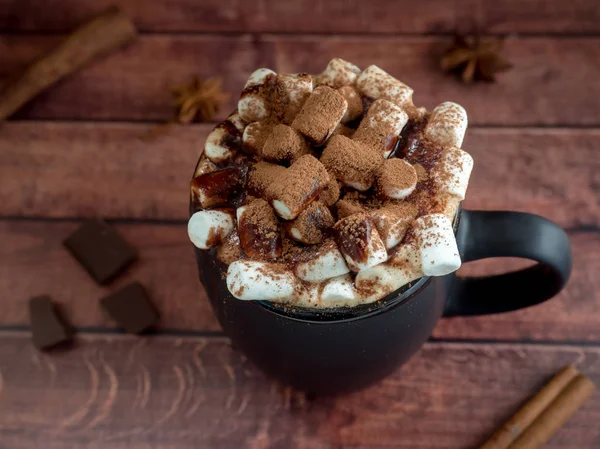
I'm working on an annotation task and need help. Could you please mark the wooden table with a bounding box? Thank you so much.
[1,1,600,448]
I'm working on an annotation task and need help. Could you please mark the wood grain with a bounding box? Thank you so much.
[1,219,599,341]
[0,220,218,331]
[1,0,600,34]
[2,35,600,125]
[1,122,599,227]
[0,333,599,449]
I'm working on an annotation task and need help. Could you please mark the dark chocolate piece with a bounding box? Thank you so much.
[100,282,158,334]
[64,218,137,285]
[29,296,73,350]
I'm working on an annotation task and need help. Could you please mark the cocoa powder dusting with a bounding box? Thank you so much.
[291,86,347,145]
[267,155,330,216]
[262,124,310,163]
[375,159,418,198]
[285,201,335,244]
[413,163,428,182]
[318,178,341,207]
[246,161,287,197]
[321,135,384,191]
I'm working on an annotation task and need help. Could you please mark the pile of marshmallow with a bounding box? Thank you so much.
[188,58,474,308]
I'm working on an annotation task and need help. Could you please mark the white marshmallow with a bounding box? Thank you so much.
[355,262,420,292]
[204,123,239,163]
[321,274,358,302]
[370,206,415,249]
[432,147,474,200]
[414,214,461,276]
[242,121,272,155]
[356,65,414,106]
[238,68,276,122]
[424,102,468,148]
[188,210,235,250]
[353,99,408,158]
[276,73,313,123]
[236,205,246,222]
[295,240,350,282]
[227,111,247,133]
[272,200,294,220]
[316,58,361,88]
[226,260,297,301]
[334,215,388,272]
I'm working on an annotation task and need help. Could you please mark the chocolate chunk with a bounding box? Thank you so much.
[64,219,137,285]
[29,296,73,350]
[100,282,158,334]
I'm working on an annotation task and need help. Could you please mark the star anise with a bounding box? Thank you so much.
[440,34,512,83]
[172,76,231,124]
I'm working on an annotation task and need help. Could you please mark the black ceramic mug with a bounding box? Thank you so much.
[195,209,572,395]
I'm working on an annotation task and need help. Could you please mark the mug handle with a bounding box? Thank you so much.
[444,210,572,317]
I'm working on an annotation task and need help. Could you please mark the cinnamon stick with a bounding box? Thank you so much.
[508,374,596,449]
[479,365,579,449]
[0,7,136,120]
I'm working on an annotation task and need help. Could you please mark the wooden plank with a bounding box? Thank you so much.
[0,220,218,331]
[1,220,600,341]
[2,122,599,228]
[0,333,599,449]
[1,0,600,34]
[1,35,600,125]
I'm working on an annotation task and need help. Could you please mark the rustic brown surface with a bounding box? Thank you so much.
[2,36,600,125]
[0,333,599,449]
[1,1,600,447]
[2,0,600,34]
[0,219,598,341]
[2,123,599,226]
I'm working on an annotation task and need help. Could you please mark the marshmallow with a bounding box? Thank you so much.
[356,65,414,106]
[355,262,420,293]
[227,111,247,133]
[375,159,418,200]
[431,147,474,200]
[193,155,217,178]
[294,239,350,282]
[190,166,247,209]
[321,135,384,191]
[353,99,408,157]
[315,58,361,89]
[291,86,348,146]
[317,177,341,207]
[238,68,276,122]
[237,199,282,259]
[242,121,276,155]
[216,230,242,265]
[246,161,287,197]
[335,199,366,219]
[333,214,388,272]
[268,155,330,220]
[337,85,363,123]
[413,214,461,276]
[188,210,235,249]
[424,102,468,148]
[262,124,310,163]
[370,203,417,249]
[204,121,242,163]
[226,260,297,301]
[275,73,313,124]
[284,201,334,244]
[321,274,358,302]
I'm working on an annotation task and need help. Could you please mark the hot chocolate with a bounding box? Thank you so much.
[188,58,473,308]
